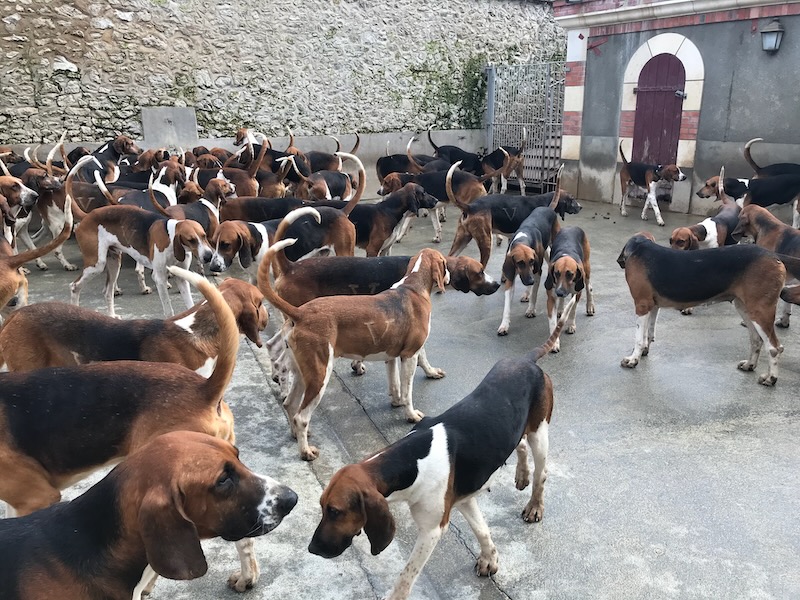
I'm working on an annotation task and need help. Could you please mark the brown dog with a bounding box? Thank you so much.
[258,242,449,461]
[0,277,266,373]
[618,140,686,225]
[0,431,297,600]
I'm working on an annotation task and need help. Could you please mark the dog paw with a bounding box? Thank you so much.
[497,326,509,336]
[566,325,576,334]
[406,409,424,423]
[351,360,366,376]
[681,308,693,316]
[141,286,152,295]
[525,309,536,318]
[657,220,666,227]
[586,306,595,316]
[641,215,649,221]
[300,445,320,461]
[425,368,446,379]
[36,260,48,271]
[520,293,530,303]
[227,562,260,592]
[521,501,544,523]
[64,263,78,271]
[737,360,756,372]
[432,237,441,244]
[550,342,561,353]
[758,373,777,386]
[475,551,499,577]
[620,356,639,368]
[515,469,530,491]
[620,209,628,217]
[20,267,30,275]
[776,318,790,329]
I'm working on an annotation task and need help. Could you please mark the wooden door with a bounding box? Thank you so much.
[632,54,685,165]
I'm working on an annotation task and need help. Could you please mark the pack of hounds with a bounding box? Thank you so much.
[0,128,798,600]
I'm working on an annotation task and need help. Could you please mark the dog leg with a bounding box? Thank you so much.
[457,497,499,577]
[585,279,595,316]
[293,347,334,460]
[15,218,48,271]
[132,565,158,600]
[521,420,549,523]
[734,300,762,374]
[565,292,581,334]
[102,252,122,318]
[175,259,195,309]
[351,359,366,376]
[385,524,444,600]
[439,204,446,222]
[499,174,508,195]
[546,293,561,353]
[643,182,665,226]
[395,213,413,242]
[643,306,658,355]
[523,277,540,318]
[416,346,445,379]
[228,538,260,592]
[517,172,526,197]
[398,353,423,422]
[619,184,629,217]
[498,279,515,336]
[776,299,791,328]
[621,311,652,368]
[48,212,78,270]
[135,263,152,294]
[793,198,800,229]
[152,270,175,317]
[429,203,442,243]
[70,251,108,308]
[514,440,531,490]
[386,358,401,403]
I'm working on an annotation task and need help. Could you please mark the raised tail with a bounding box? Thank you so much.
[548,164,565,211]
[349,132,361,155]
[166,266,239,405]
[65,155,97,221]
[618,140,630,167]
[446,161,470,213]
[272,206,322,275]
[148,173,172,217]
[405,138,426,174]
[257,238,304,321]
[336,152,366,216]
[427,127,440,155]
[532,294,578,361]
[744,138,764,175]
[9,187,73,269]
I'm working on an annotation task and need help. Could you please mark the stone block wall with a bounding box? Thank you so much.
[0,0,564,144]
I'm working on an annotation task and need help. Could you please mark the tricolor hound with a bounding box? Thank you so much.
[617,232,785,385]
[618,141,686,226]
[308,297,576,600]
[0,431,296,600]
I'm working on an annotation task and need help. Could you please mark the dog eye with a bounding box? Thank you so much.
[219,242,229,249]
[326,506,341,519]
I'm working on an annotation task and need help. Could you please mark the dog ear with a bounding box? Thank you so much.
[237,232,254,269]
[138,486,208,580]
[173,231,187,263]
[688,234,700,250]
[574,265,585,292]
[361,488,395,556]
[434,255,447,293]
[238,298,264,347]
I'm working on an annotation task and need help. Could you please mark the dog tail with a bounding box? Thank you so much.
[337,152,366,216]
[64,156,92,221]
[94,171,119,205]
[519,127,527,153]
[446,161,469,213]
[147,172,172,217]
[406,138,426,174]
[9,188,73,270]
[479,147,509,183]
[349,132,361,155]
[744,138,764,176]
[548,164,565,211]
[247,135,269,179]
[618,140,630,167]
[167,265,239,404]
[427,127,440,155]
[257,238,304,322]
[272,206,322,275]
[532,294,578,361]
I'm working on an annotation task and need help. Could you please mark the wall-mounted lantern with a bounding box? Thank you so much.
[761,19,784,53]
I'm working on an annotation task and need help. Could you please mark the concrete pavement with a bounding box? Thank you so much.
[8,198,800,600]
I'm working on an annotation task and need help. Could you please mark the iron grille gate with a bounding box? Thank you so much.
[486,62,565,194]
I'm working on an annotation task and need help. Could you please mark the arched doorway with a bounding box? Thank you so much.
[632,54,686,165]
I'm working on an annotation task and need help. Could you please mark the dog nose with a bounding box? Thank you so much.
[556,288,567,298]
[275,486,298,517]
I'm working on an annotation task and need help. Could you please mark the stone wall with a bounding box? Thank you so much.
[0,0,564,144]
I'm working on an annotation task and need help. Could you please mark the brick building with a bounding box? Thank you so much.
[554,0,800,215]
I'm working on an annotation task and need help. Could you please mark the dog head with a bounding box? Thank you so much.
[173,220,215,264]
[669,227,700,251]
[205,178,235,207]
[731,204,764,241]
[657,164,687,182]
[195,153,223,169]
[210,220,259,272]
[131,148,168,173]
[126,431,296,580]
[554,192,582,220]
[378,172,404,196]
[0,175,38,210]
[547,255,584,298]
[218,278,268,347]
[695,175,720,199]
[445,255,500,295]
[111,135,142,157]
[617,231,655,269]
[20,168,62,194]
[192,145,211,157]
[308,463,395,559]
[402,183,437,216]
[177,181,204,204]
[504,239,538,287]
[405,248,449,293]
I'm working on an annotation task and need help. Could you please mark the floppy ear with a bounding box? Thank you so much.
[687,234,700,251]
[238,300,263,347]
[451,264,470,293]
[409,192,421,216]
[361,488,395,556]
[138,486,208,580]
[574,265,585,292]
[173,231,187,262]
[237,232,253,269]
[434,256,447,293]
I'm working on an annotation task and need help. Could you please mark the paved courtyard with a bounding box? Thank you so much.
[8,198,800,599]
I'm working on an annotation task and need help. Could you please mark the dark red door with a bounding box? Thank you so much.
[632,54,685,165]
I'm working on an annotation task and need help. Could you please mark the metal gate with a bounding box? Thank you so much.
[486,61,565,194]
